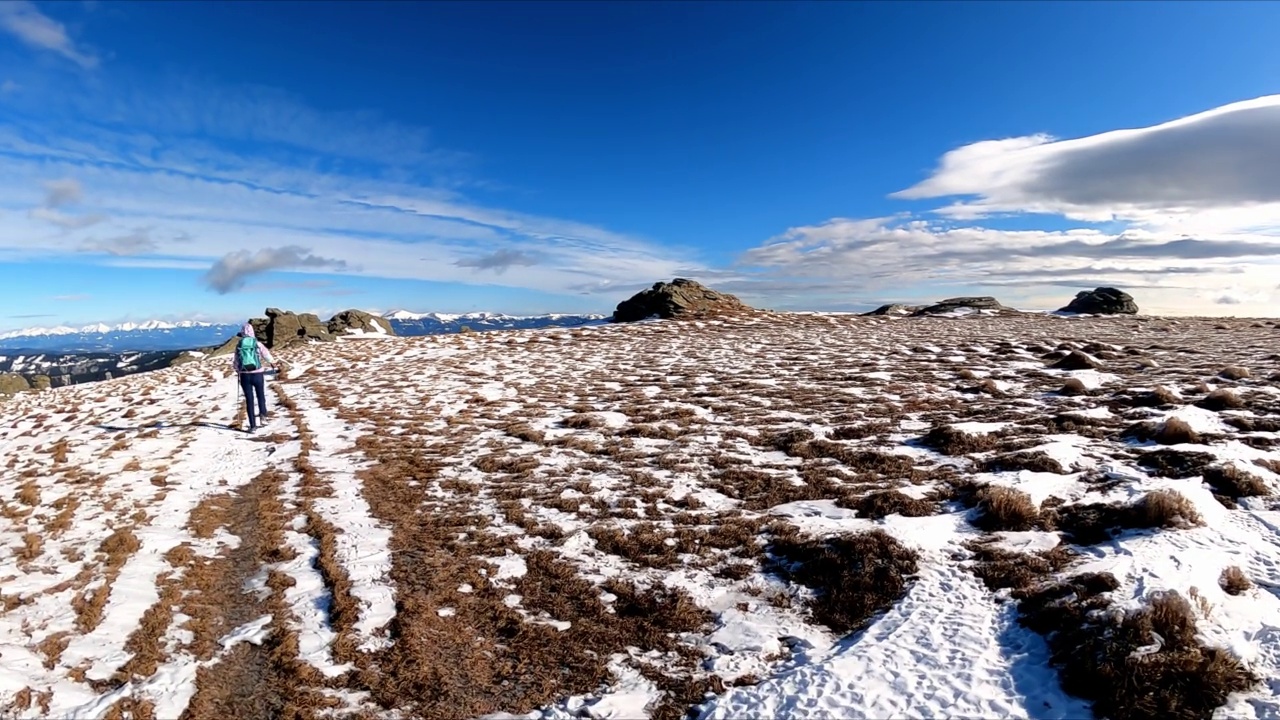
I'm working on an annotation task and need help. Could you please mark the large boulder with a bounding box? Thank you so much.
[0,373,30,396]
[612,278,749,323]
[911,296,1007,317]
[328,309,394,336]
[1059,287,1138,315]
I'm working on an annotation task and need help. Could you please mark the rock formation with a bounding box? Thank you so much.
[180,308,398,366]
[0,373,30,396]
[911,296,1007,317]
[612,279,749,323]
[328,309,393,336]
[1059,287,1138,315]
[246,308,396,349]
[863,304,922,317]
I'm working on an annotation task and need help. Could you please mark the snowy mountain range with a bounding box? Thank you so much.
[0,312,608,353]
[382,310,606,336]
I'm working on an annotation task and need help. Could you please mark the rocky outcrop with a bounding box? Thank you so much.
[256,308,334,348]
[863,304,922,317]
[911,296,1007,317]
[0,373,30,395]
[1059,287,1138,315]
[612,279,750,323]
[220,308,398,352]
[328,309,393,336]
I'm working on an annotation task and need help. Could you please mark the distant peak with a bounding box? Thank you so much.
[0,319,226,340]
[382,310,605,322]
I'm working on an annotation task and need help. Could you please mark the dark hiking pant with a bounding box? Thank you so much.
[239,372,267,426]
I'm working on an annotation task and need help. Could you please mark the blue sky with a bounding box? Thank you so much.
[2,0,1280,330]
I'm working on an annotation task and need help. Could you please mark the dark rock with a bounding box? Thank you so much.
[612,278,749,323]
[1059,287,1138,315]
[910,296,1006,317]
[863,304,922,317]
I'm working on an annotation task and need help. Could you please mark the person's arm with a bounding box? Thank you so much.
[261,344,276,368]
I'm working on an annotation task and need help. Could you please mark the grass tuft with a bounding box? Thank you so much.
[1197,389,1244,411]
[765,528,919,635]
[920,425,999,456]
[1219,566,1252,596]
[971,485,1040,532]
[1203,464,1271,499]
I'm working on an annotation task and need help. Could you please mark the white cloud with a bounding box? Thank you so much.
[0,1,99,68]
[0,68,701,301]
[892,94,1280,234]
[737,216,1279,315]
[734,96,1280,316]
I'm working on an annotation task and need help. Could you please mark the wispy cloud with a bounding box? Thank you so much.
[0,1,99,68]
[79,227,156,256]
[0,68,700,301]
[0,79,18,94]
[454,248,541,274]
[203,246,350,294]
[25,177,107,230]
[42,177,82,207]
[52,293,90,301]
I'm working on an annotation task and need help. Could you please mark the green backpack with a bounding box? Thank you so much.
[237,336,260,372]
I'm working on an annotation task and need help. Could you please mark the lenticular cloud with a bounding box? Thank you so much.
[893,95,1280,225]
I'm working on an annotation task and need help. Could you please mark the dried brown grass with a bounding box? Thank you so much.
[1197,389,1245,411]
[1019,579,1256,720]
[1058,378,1090,396]
[1137,449,1216,479]
[765,528,919,635]
[971,485,1041,532]
[16,482,39,506]
[1219,366,1252,380]
[849,490,937,519]
[967,541,1076,592]
[1056,490,1204,545]
[1153,417,1201,445]
[920,425,999,455]
[1219,566,1252,596]
[1203,465,1271,499]
[981,451,1066,474]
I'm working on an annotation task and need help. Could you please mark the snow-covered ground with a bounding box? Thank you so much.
[1,311,1278,719]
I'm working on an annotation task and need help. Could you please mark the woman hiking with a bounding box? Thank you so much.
[232,323,277,432]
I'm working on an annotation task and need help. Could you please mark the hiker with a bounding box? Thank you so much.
[232,323,276,432]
